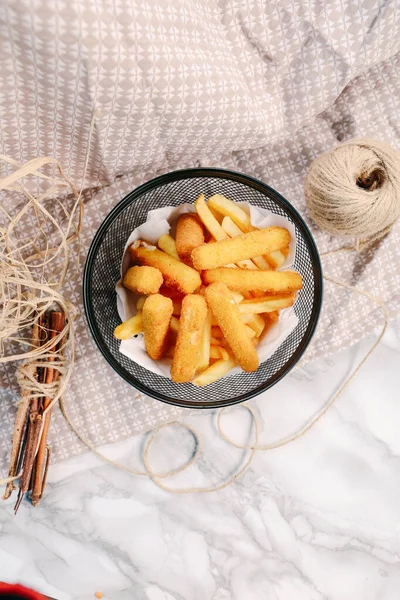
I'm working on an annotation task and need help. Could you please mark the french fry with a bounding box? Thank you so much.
[266,250,286,269]
[169,315,180,334]
[268,310,280,323]
[157,234,180,260]
[236,259,258,270]
[194,194,228,242]
[230,290,244,303]
[192,358,237,387]
[203,267,302,294]
[244,324,256,338]
[238,294,295,314]
[196,309,212,372]
[241,313,265,337]
[192,227,290,270]
[211,326,223,339]
[252,255,271,270]
[210,345,231,360]
[136,296,147,311]
[210,336,222,345]
[114,312,143,340]
[209,195,252,233]
[208,205,224,224]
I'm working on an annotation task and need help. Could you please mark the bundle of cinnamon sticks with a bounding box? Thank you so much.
[3,310,66,513]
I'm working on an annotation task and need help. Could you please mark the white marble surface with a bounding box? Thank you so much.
[1,319,400,600]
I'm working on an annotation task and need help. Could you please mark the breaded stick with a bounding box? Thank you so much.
[123,265,163,295]
[171,295,208,383]
[131,246,201,295]
[203,268,302,293]
[142,294,173,360]
[192,227,290,270]
[205,282,259,372]
[175,214,205,263]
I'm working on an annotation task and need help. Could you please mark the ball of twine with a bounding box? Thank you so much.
[304,138,400,239]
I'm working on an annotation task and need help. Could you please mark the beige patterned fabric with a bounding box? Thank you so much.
[1,0,400,469]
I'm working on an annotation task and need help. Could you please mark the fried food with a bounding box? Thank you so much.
[169,315,180,334]
[266,250,286,269]
[192,358,237,387]
[171,294,208,383]
[131,246,201,294]
[210,345,231,360]
[136,295,147,311]
[196,309,212,372]
[238,294,295,314]
[240,313,265,337]
[209,195,252,233]
[192,227,290,270]
[194,194,228,241]
[123,265,163,295]
[142,294,173,360]
[203,267,302,293]
[175,213,205,263]
[157,234,180,260]
[205,282,259,372]
[114,312,143,340]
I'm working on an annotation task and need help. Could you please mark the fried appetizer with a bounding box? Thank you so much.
[131,246,201,295]
[175,213,205,263]
[205,282,259,372]
[203,268,302,294]
[157,234,180,260]
[191,227,290,270]
[171,294,208,383]
[142,294,173,360]
[114,313,143,340]
[123,265,163,295]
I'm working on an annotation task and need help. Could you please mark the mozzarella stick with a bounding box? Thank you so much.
[142,294,173,360]
[192,227,290,270]
[171,294,208,383]
[131,246,201,295]
[123,265,163,295]
[203,267,302,293]
[175,214,205,263]
[205,282,259,372]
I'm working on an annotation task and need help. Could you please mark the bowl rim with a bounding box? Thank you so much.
[83,167,323,409]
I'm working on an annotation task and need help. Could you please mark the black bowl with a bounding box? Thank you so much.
[83,168,322,409]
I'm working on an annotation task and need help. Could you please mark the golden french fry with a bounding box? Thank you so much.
[210,345,223,359]
[136,295,147,311]
[194,194,228,242]
[209,195,252,233]
[192,358,237,387]
[252,255,271,270]
[196,309,212,372]
[203,267,302,294]
[268,310,280,322]
[114,312,143,340]
[205,282,259,372]
[238,294,295,314]
[208,205,224,224]
[244,324,256,338]
[210,335,222,345]
[242,314,265,337]
[169,315,180,334]
[171,295,208,383]
[143,295,173,360]
[192,227,290,270]
[266,250,286,269]
[157,234,180,260]
[131,246,201,295]
[230,290,244,303]
[123,265,163,295]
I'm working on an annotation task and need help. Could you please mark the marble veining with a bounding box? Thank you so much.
[0,320,399,600]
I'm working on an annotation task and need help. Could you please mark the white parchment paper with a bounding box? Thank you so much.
[116,203,298,379]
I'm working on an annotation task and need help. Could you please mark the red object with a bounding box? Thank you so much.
[0,583,49,600]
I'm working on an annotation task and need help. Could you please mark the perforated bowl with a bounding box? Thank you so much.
[83,168,322,409]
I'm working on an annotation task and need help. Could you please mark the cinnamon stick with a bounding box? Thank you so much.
[14,313,49,514]
[31,311,65,506]
[3,319,40,500]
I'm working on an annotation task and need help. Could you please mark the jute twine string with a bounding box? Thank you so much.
[0,133,395,493]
